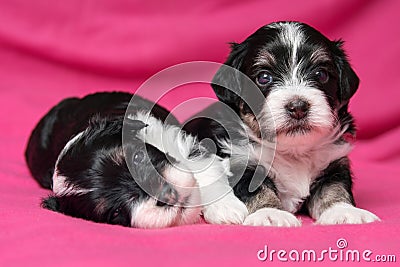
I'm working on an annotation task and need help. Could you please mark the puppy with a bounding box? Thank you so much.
[184,21,380,226]
[25,92,247,228]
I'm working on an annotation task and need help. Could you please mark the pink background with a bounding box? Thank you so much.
[1,0,399,266]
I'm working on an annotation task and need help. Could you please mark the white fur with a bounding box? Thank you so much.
[131,173,202,228]
[129,112,232,187]
[316,202,380,225]
[52,131,91,196]
[56,131,85,165]
[279,22,304,72]
[50,111,246,227]
[194,156,249,224]
[130,112,226,185]
[131,198,202,228]
[243,208,301,227]
[202,193,248,224]
[128,112,196,163]
[221,122,352,213]
[163,165,196,189]
[218,22,366,226]
[218,51,353,217]
[310,49,330,64]
[162,165,199,206]
[269,133,352,213]
[52,171,92,196]
[255,83,350,212]
[276,22,307,87]
[261,87,334,137]
[128,112,248,224]
[52,171,67,195]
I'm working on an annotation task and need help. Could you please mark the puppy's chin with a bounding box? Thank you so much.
[275,125,333,151]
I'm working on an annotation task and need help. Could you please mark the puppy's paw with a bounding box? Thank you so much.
[243,208,301,227]
[203,194,248,224]
[316,202,380,225]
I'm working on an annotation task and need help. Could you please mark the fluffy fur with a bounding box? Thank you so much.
[25,92,247,228]
[184,21,380,226]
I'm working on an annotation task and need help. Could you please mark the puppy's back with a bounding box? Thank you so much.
[25,92,179,189]
[25,97,81,189]
[25,92,133,189]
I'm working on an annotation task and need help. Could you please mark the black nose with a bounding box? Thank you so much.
[155,183,178,207]
[285,99,310,120]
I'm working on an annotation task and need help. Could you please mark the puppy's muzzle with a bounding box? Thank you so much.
[285,98,310,120]
[157,165,198,207]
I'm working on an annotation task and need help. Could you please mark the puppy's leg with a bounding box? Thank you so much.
[200,182,249,225]
[194,158,248,225]
[307,158,380,225]
[243,185,301,227]
[234,168,301,227]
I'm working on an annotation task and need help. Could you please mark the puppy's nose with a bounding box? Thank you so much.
[285,99,310,120]
[156,183,178,207]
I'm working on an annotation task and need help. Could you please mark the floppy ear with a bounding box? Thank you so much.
[333,40,360,103]
[212,42,248,112]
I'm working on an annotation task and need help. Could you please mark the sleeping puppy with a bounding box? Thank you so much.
[184,21,380,226]
[25,92,247,228]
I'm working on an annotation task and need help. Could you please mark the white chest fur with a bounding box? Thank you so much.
[254,140,352,213]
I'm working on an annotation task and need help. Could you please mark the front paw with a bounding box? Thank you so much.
[243,208,301,227]
[316,202,380,225]
[203,194,248,224]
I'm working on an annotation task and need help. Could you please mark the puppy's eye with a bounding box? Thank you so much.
[315,70,329,84]
[132,151,145,165]
[256,72,273,86]
[109,207,130,226]
[112,208,121,220]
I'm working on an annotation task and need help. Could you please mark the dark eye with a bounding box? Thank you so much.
[109,207,130,226]
[132,151,145,165]
[112,208,121,220]
[315,69,329,84]
[256,71,273,86]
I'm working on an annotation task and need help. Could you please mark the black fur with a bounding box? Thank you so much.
[306,157,356,215]
[25,92,177,189]
[25,92,181,227]
[185,21,366,223]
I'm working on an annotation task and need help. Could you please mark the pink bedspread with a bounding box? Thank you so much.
[1,0,399,266]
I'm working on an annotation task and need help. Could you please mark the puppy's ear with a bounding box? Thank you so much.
[333,40,360,103]
[212,42,248,111]
[41,195,60,211]
[125,118,148,131]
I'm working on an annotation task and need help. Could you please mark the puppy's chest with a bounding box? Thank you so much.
[270,155,320,213]
[253,142,352,213]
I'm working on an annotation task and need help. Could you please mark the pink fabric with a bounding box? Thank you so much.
[1,0,399,266]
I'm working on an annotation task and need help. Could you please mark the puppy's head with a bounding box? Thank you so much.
[212,21,359,147]
[42,115,201,228]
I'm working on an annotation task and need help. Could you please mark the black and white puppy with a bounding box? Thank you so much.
[25,92,247,228]
[184,21,380,226]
